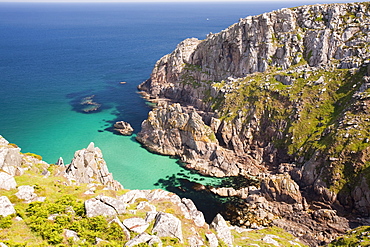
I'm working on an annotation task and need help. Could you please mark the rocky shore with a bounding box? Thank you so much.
[136,2,370,246]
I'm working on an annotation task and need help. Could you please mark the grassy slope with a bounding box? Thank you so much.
[0,157,304,246]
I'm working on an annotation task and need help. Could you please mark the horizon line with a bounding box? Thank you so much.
[0,0,354,2]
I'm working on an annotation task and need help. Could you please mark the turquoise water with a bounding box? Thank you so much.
[0,1,355,191]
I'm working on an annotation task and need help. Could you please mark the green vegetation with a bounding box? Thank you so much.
[204,65,370,195]
[233,226,306,246]
[329,226,370,246]
[0,215,13,229]
[24,152,43,161]
[10,195,124,246]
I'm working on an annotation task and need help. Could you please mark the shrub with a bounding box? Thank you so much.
[24,152,43,160]
[0,215,13,229]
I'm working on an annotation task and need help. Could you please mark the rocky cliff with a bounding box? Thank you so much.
[137,2,370,246]
[0,135,305,246]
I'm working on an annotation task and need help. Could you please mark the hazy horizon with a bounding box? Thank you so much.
[0,0,362,2]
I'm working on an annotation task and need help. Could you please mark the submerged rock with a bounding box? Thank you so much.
[80,95,101,113]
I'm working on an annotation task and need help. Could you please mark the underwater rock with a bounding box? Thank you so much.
[80,95,101,113]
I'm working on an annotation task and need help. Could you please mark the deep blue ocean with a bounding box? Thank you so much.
[0,1,356,192]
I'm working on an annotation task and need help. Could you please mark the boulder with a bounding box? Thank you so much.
[206,232,219,247]
[0,171,16,190]
[0,196,16,217]
[114,121,134,136]
[152,212,183,243]
[85,196,127,218]
[181,198,205,227]
[125,232,162,247]
[85,197,118,218]
[261,174,302,204]
[0,136,22,176]
[188,236,204,247]
[210,187,249,199]
[15,185,41,202]
[63,229,79,242]
[136,201,156,212]
[145,212,157,223]
[119,190,151,204]
[97,195,127,214]
[210,214,233,247]
[122,217,149,233]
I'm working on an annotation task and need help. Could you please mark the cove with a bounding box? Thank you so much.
[0,1,354,217]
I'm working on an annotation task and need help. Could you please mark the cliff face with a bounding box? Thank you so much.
[139,3,370,108]
[137,1,370,241]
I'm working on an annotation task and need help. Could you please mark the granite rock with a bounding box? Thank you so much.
[0,196,16,217]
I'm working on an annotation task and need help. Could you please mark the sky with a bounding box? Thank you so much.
[0,0,355,2]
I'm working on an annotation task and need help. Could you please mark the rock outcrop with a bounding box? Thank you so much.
[152,212,183,243]
[210,214,233,247]
[261,174,302,204]
[0,136,23,176]
[137,102,261,177]
[65,142,123,190]
[0,196,16,217]
[114,121,134,136]
[0,172,16,191]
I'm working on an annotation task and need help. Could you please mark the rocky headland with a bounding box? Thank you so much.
[137,2,370,246]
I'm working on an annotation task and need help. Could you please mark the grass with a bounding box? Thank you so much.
[329,226,370,246]
[232,226,306,247]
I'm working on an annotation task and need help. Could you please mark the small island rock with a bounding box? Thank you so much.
[114,121,134,136]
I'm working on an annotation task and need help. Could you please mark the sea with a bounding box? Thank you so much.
[0,0,358,220]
